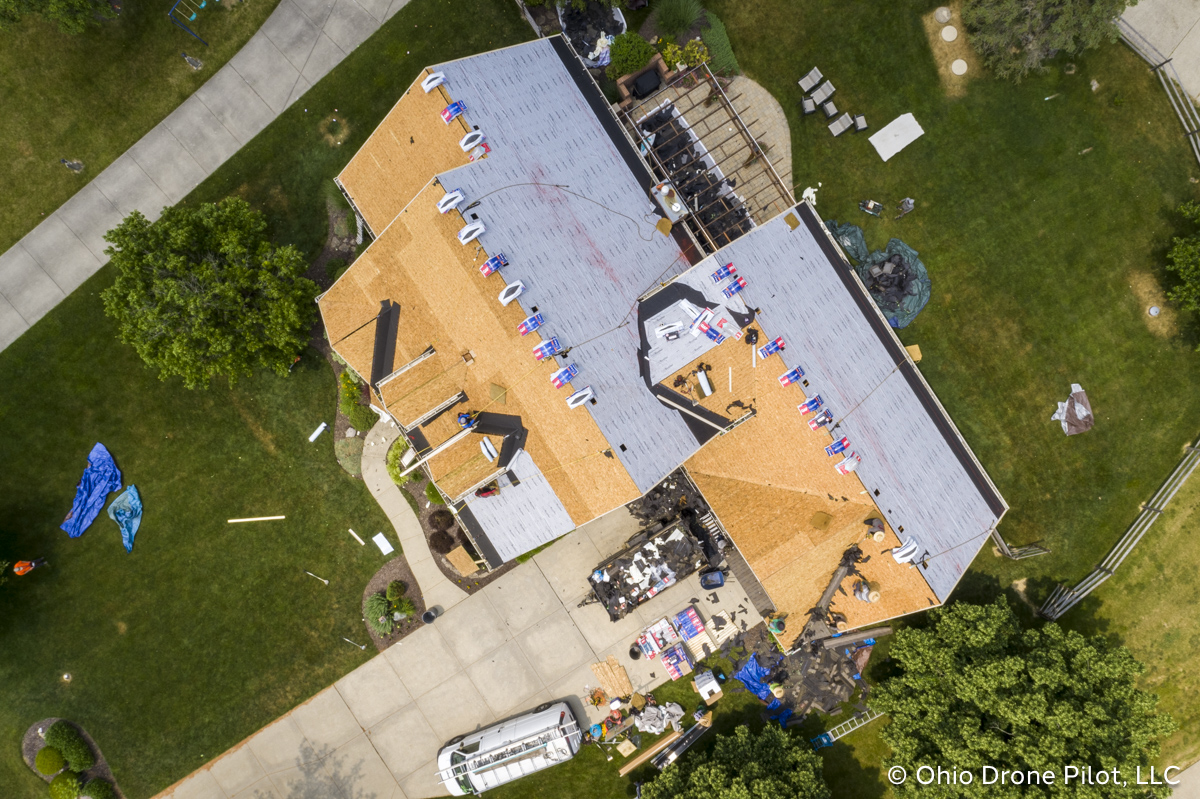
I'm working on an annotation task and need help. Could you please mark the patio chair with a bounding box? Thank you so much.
[852,114,868,132]
[822,100,838,119]
[810,80,835,104]
[798,67,822,93]
[801,97,817,115]
[829,113,853,137]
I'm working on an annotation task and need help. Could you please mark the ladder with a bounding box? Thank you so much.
[437,719,580,782]
[811,709,883,750]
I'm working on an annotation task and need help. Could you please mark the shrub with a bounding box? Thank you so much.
[82,779,117,799]
[429,508,456,531]
[661,38,709,70]
[49,771,82,799]
[425,482,446,505]
[396,596,416,617]
[365,593,393,636]
[606,32,656,79]
[653,0,702,40]
[430,530,456,554]
[35,745,65,775]
[338,370,379,431]
[385,438,412,486]
[701,13,739,75]
[45,722,94,772]
[325,258,349,282]
[386,580,408,601]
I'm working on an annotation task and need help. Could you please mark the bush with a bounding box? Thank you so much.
[49,771,82,799]
[35,745,65,775]
[365,593,393,636]
[338,370,379,431]
[386,580,408,601]
[325,258,349,282]
[425,482,445,505]
[606,32,656,80]
[429,508,456,530]
[1165,201,1200,318]
[661,38,709,70]
[82,778,117,799]
[396,596,416,617]
[653,0,702,40]
[45,722,94,772]
[430,530,456,554]
[701,13,739,75]
[385,438,412,486]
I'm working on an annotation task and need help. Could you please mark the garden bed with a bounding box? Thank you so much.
[360,556,427,652]
[22,719,123,798]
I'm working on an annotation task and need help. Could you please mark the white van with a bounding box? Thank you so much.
[435,701,582,795]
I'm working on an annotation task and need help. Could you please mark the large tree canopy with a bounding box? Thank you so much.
[0,0,117,34]
[102,198,318,389]
[872,599,1173,799]
[641,725,830,799]
[962,0,1133,81]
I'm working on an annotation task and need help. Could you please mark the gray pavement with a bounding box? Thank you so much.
[152,508,762,799]
[1122,0,1200,103]
[0,0,411,353]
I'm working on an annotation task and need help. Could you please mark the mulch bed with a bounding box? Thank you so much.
[360,555,427,652]
[22,718,124,798]
[399,479,519,595]
[638,9,709,46]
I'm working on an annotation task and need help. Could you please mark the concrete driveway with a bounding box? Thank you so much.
[156,512,762,799]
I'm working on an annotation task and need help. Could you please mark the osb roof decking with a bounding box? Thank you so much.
[318,182,641,524]
[337,69,471,235]
[427,432,506,499]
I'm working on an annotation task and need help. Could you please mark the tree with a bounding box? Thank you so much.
[102,198,317,389]
[641,725,830,799]
[1165,202,1200,320]
[872,599,1174,799]
[961,0,1134,81]
[0,0,117,35]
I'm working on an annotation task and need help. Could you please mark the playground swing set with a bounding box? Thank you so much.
[169,0,240,46]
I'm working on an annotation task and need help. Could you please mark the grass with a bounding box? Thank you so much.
[0,267,393,799]
[0,1,533,797]
[0,0,281,255]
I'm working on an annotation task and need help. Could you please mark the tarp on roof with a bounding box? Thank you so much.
[107,485,143,553]
[61,443,122,538]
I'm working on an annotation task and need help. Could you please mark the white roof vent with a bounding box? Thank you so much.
[565,386,594,409]
[480,438,498,462]
[437,189,465,214]
[457,220,485,245]
[421,72,445,93]
[459,130,485,152]
[498,281,525,307]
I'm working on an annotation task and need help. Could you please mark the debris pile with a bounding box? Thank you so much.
[562,1,622,61]
[588,524,706,621]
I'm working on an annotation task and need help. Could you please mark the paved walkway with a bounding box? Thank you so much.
[0,0,410,354]
[1122,0,1200,102]
[361,418,468,612]
[154,511,762,799]
[727,75,793,193]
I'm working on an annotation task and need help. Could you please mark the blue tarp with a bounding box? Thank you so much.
[107,485,143,553]
[61,443,122,538]
[733,653,774,702]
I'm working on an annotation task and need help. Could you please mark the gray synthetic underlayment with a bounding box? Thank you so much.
[463,449,576,563]
[433,39,697,494]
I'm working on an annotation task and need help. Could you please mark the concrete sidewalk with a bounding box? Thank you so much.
[0,0,409,353]
[1122,0,1200,103]
[360,417,469,613]
[152,515,762,799]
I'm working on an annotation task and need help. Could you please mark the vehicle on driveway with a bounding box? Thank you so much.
[435,701,582,795]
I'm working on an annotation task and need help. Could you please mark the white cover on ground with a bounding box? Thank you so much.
[869,113,925,162]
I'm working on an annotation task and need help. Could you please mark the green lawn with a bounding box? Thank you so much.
[0,0,281,255]
[0,1,533,797]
